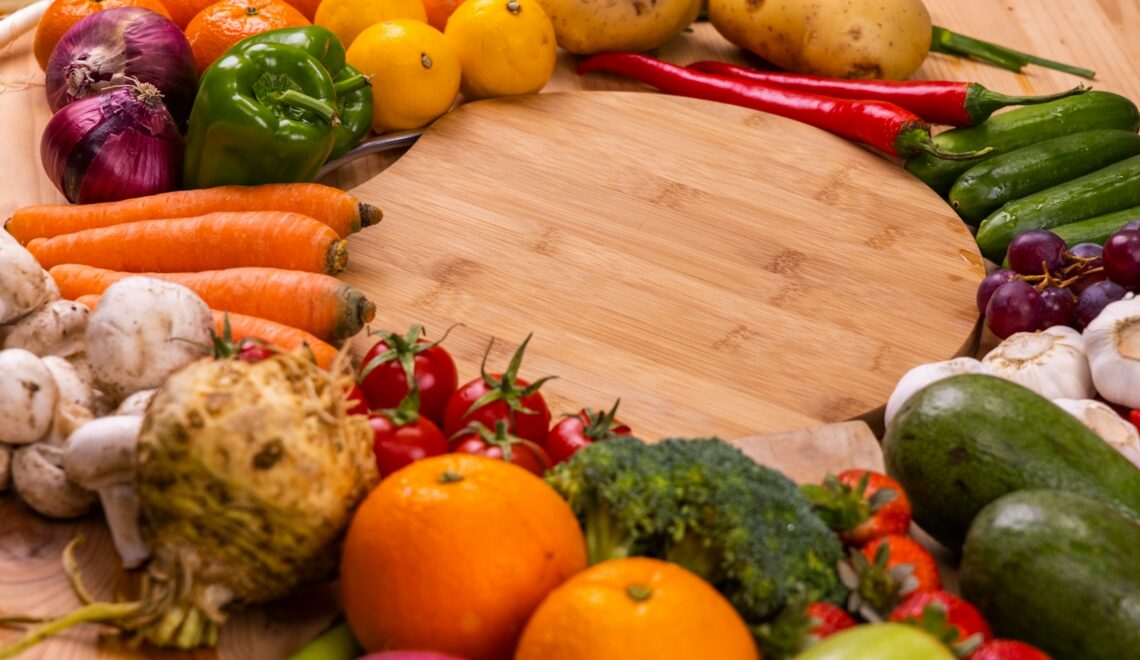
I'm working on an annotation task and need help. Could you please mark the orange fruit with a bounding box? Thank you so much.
[340,454,587,660]
[282,0,319,19]
[516,557,761,660]
[161,0,215,27]
[422,0,462,31]
[33,0,173,70]
[184,0,310,73]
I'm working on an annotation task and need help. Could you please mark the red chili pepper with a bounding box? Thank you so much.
[1129,409,1140,433]
[578,53,990,161]
[687,61,1089,127]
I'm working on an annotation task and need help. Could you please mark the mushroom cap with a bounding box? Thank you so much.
[63,415,142,489]
[13,443,95,518]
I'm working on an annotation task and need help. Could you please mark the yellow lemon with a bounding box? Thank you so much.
[444,0,557,100]
[315,0,427,49]
[346,19,461,132]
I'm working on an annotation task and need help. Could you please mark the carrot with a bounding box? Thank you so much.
[27,212,347,274]
[50,265,376,342]
[211,310,339,369]
[73,294,338,369]
[5,183,382,243]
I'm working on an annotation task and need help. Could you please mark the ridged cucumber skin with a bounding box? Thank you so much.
[906,92,1140,195]
[1051,205,1140,246]
[881,374,1140,550]
[960,490,1140,659]
[973,155,1140,261]
[950,130,1140,223]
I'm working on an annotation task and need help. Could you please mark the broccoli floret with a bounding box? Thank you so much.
[546,437,847,624]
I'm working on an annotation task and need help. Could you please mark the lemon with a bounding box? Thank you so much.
[315,0,427,49]
[445,0,557,100]
[346,20,462,132]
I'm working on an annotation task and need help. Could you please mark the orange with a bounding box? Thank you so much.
[314,0,426,50]
[282,0,320,19]
[340,454,587,660]
[161,0,215,27]
[516,557,761,660]
[184,0,310,73]
[422,0,462,31]
[33,0,173,70]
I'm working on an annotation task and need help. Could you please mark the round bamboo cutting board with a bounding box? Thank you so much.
[342,91,984,440]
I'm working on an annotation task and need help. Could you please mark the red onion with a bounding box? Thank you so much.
[45,8,197,125]
[41,80,183,204]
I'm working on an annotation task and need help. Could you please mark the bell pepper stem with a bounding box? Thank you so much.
[333,74,369,98]
[273,89,341,126]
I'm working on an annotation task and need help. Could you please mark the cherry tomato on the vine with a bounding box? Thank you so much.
[358,325,458,426]
[368,410,449,478]
[236,339,274,364]
[545,400,632,466]
[451,421,551,476]
[345,383,370,416]
[442,334,555,444]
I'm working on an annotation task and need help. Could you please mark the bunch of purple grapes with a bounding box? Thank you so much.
[979,221,1140,339]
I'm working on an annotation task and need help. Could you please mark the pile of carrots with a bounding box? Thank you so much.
[5,183,383,367]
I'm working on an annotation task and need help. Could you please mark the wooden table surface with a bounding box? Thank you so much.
[0,0,1137,658]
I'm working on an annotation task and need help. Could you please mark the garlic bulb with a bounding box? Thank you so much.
[885,358,993,428]
[1052,398,1140,468]
[1085,297,1140,409]
[982,326,1094,400]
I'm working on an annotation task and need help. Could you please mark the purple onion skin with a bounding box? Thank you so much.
[41,84,183,204]
[45,8,197,125]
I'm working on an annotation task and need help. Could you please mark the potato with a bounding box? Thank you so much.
[536,0,702,55]
[708,0,932,80]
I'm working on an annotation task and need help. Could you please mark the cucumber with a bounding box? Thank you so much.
[1051,205,1140,246]
[949,129,1140,223]
[906,92,1140,195]
[960,490,1140,659]
[881,374,1140,550]
[974,155,1140,261]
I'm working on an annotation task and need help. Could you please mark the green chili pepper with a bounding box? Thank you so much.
[183,42,341,188]
[223,27,373,160]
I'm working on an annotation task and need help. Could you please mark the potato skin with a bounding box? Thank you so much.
[709,0,932,80]
[537,0,703,55]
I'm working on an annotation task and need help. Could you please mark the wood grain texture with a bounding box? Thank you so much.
[0,1,1135,657]
[344,90,983,438]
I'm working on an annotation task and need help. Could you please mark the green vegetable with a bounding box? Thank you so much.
[183,42,342,189]
[222,27,372,161]
[793,622,954,660]
[881,374,1140,550]
[960,489,1140,659]
[906,92,1140,194]
[545,436,846,625]
[1051,205,1140,246]
[949,129,1140,223]
[974,155,1140,261]
[288,621,362,660]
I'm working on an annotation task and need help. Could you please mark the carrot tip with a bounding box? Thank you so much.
[328,241,349,275]
[358,203,383,229]
[360,298,376,324]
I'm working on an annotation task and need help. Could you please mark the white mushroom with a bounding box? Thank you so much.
[41,402,95,447]
[0,443,12,491]
[0,348,59,444]
[0,231,50,324]
[86,277,213,401]
[63,416,149,568]
[12,443,95,518]
[43,355,94,410]
[114,389,155,416]
[2,299,89,357]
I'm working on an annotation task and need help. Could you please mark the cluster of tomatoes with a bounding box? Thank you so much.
[344,325,630,479]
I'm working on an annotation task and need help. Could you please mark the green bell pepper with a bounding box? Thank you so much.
[222,27,372,160]
[183,42,341,188]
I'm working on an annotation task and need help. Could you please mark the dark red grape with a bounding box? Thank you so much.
[1075,280,1127,327]
[1123,220,1140,232]
[1071,269,1109,296]
[985,281,1045,339]
[1068,242,1103,265]
[976,269,1019,314]
[1103,230,1140,288]
[1007,230,1067,275]
[1040,286,1076,328]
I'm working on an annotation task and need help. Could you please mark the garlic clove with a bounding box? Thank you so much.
[983,326,1094,401]
[885,358,993,428]
[1084,297,1140,409]
[1052,398,1140,469]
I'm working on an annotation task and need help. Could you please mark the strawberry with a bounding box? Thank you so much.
[839,534,942,620]
[802,469,912,546]
[969,640,1052,660]
[754,597,856,658]
[890,591,992,655]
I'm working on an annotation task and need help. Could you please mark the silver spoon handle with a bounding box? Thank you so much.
[317,129,425,179]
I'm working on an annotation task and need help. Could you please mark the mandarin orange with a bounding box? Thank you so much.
[33,0,173,70]
[340,454,587,660]
[515,557,761,660]
[184,0,309,73]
